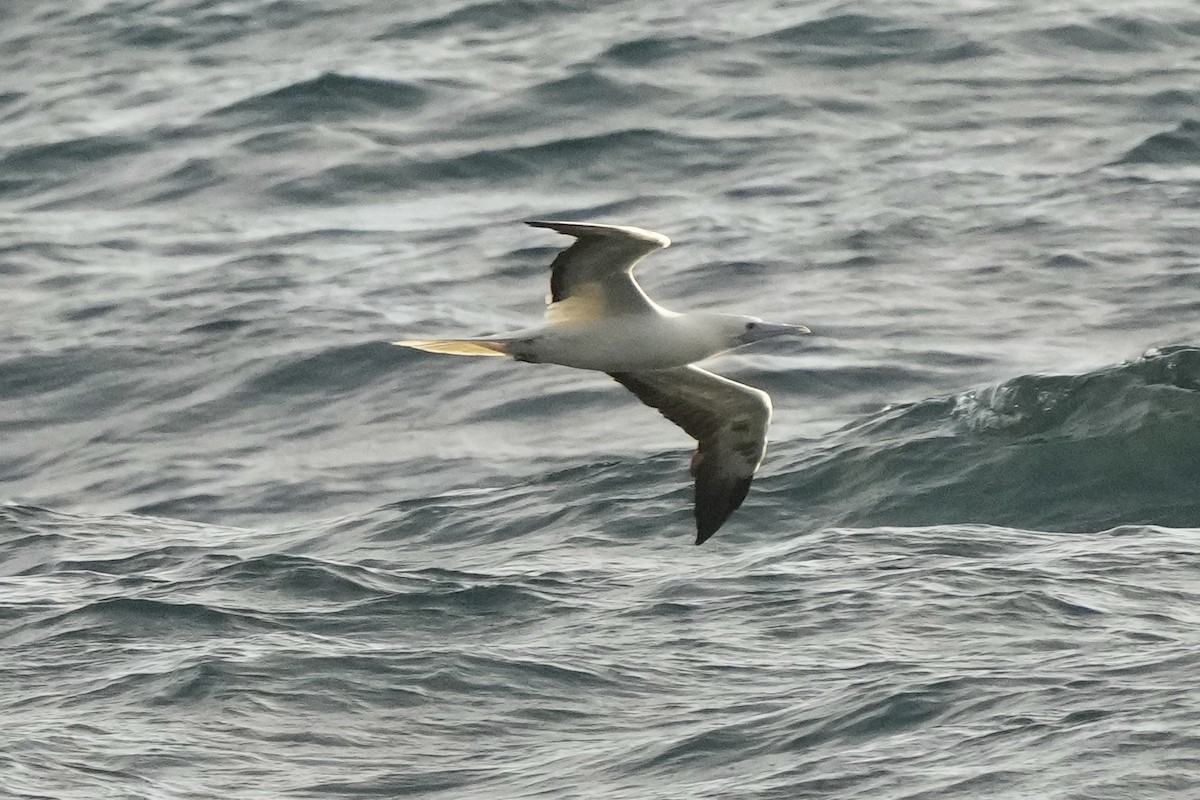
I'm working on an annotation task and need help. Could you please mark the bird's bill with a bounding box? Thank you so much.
[740,322,811,344]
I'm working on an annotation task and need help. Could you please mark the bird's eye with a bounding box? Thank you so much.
[745,322,757,331]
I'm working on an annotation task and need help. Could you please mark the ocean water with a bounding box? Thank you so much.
[3,0,1200,797]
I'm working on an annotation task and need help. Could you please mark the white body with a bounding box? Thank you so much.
[393,220,810,544]
[514,312,734,372]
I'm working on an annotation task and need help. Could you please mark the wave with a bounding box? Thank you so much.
[0,503,591,642]
[528,70,664,107]
[1115,119,1200,165]
[767,345,1200,535]
[311,346,1200,547]
[270,126,756,202]
[1026,15,1200,53]
[0,133,148,202]
[598,34,714,66]
[751,13,992,67]
[5,348,1197,550]
[376,0,578,38]
[212,72,429,122]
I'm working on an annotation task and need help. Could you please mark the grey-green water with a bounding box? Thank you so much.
[3,1,1200,797]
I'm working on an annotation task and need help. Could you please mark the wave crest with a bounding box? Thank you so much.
[771,346,1200,534]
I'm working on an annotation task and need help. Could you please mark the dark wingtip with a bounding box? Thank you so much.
[693,477,753,545]
[694,507,730,544]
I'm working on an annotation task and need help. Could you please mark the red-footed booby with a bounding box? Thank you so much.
[395,221,809,544]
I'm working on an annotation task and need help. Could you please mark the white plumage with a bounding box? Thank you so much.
[396,221,809,544]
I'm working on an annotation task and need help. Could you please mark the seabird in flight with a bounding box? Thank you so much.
[395,221,809,544]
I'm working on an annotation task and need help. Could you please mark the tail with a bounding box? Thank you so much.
[392,338,512,357]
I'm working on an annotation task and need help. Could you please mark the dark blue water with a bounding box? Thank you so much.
[3,1,1200,797]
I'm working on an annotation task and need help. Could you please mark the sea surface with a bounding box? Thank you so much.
[3,1,1200,797]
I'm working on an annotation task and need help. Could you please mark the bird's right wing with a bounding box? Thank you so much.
[608,366,772,545]
[526,220,670,324]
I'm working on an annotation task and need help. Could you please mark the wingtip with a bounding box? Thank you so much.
[693,476,754,546]
[694,507,726,545]
[523,220,671,248]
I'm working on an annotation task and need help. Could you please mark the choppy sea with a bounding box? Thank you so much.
[4,1,1200,797]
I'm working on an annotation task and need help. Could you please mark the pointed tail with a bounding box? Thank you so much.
[392,338,512,357]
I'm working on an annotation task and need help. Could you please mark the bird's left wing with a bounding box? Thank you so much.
[608,366,772,545]
[526,220,670,324]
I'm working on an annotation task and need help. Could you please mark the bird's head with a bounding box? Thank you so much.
[721,314,811,348]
